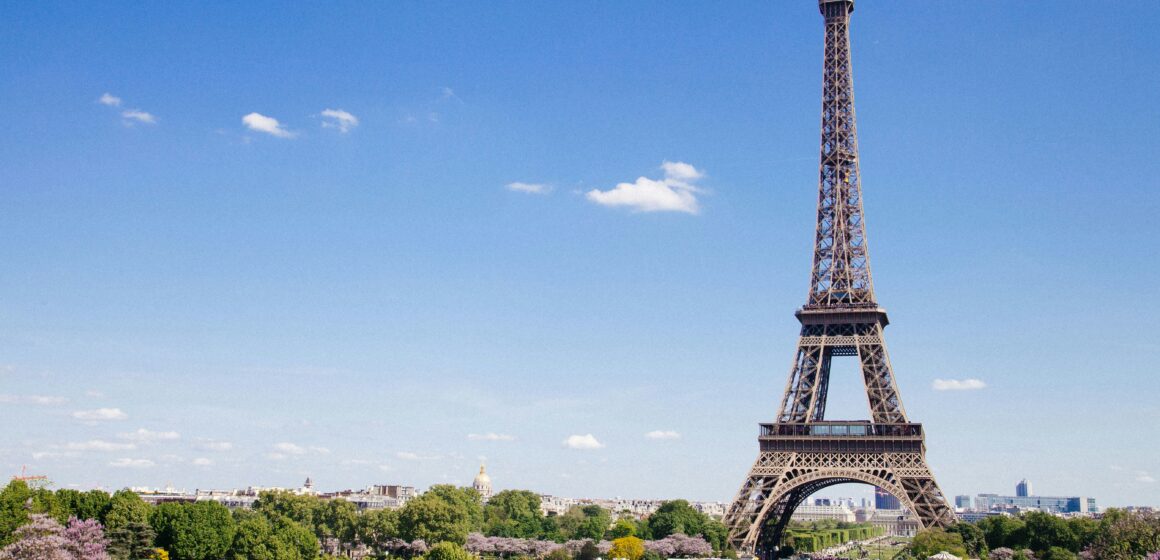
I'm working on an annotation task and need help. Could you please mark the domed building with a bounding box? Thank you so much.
[473,464,492,500]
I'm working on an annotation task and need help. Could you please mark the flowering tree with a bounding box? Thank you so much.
[0,514,71,560]
[61,517,109,560]
[989,548,1015,560]
[608,536,644,560]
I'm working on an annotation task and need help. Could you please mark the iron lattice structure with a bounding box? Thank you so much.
[721,1,955,557]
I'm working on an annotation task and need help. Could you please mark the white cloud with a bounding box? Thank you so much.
[395,451,439,461]
[63,440,136,452]
[0,395,67,405]
[932,378,987,391]
[192,458,213,467]
[121,109,157,125]
[563,434,605,450]
[273,442,306,455]
[242,112,295,138]
[468,433,516,441]
[72,408,128,421]
[320,108,359,133]
[85,390,105,398]
[1137,471,1156,484]
[645,430,681,440]
[195,440,234,452]
[378,464,393,472]
[586,161,705,214]
[32,451,78,460]
[119,428,180,442]
[98,93,122,107]
[266,453,287,461]
[505,182,550,195]
[109,458,154,468]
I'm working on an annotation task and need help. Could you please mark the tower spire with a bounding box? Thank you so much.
[809,0,874,310]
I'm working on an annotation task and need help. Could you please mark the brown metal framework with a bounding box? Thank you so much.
[722,2,954,557]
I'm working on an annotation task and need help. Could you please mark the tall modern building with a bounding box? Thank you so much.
[975,493,1096,514]
[955,495,972,510]
[875,487,901,510]
[1016,479,1032,497]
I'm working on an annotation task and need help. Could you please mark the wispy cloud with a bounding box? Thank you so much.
[0,395,67,405]
[645,430,681,440]
[396,451,440,461]
[72,408,128,421]
[320,108,359,133]
[195,439,234,452]
[1137,471,1156,484]
[119,428,180,442]
[467,433,516,442]
[271,442,329,456]
[586,161,705,214]
[505,182,550,195]
[192,457,214,467]
[63,440,136,452]
[563,434,604,450]
[932,378,987,391]
[121,109,157,125]
[98,93,122,107]
[243,112,295,138]
[109,458,154,468]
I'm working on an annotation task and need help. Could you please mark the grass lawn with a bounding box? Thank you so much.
[831,536,912,559]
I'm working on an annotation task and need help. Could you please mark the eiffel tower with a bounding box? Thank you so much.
[721,1,955,557]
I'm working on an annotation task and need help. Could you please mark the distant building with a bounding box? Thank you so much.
[976,493,1096,514]
[473,464,492,500]
[1016,479,1032,498]
[955,495,972,510]
[791,504,856,523]
[875,487,900,510]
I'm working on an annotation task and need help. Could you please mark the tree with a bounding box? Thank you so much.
[356,508,400,548]
[1041,546,1077,560]
[424,541,473,560]
[400,495,472,545]
[609,536,644,560]
[0,481,33,547]
[253,491,319,532]
[578,540,600,560]
[1023,511,1076,553]
[484,491,546,539]
[315,499,359,543]
[56,490,112,524]
[62,517,111,560]
[646,501,704,541]
[977,516,1027,551]
[0,514,70,560]
[559,506,611,542]
[103,489,154,560]
[609,519,636,540]
[424,487,484,533]
[150,501,236,560]
[1084,509,1160,560]
[908,528,968,559]
[949,521,989,558]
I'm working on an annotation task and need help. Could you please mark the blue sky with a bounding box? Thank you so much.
[1,1,1158,507]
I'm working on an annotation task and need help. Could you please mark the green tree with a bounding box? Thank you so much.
[949,521,989,558]
[400,495,470,545]
[424,486,484,533]
[646,501,702,540]
[227,511,287,560]
[56,489,112,523]
[559,505,611,542]
[1023,511,1076,553]
[609,536,644,560]
[609,519,636,539]
[253,491,319,532]
[977,516,1027,550]
[1084,508,1160,560]
[578,541,599,560]
[908,528,968,559]
[150,501,236,560]
[484,490,545,539]
[1066,517,1099,552]
[1040,546,1078,560]
[424,541,474,560]
[315,499,359,543]
[270,514,319,560]
[356,508,399,548]
[0,481,33,546]
[101,490,155,560]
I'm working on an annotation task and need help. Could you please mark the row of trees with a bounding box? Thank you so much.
[902,509,1160,560]
[782,521,884,553]
[0,480,731,560]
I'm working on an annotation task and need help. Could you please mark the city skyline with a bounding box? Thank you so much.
[2,1,1159,509]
